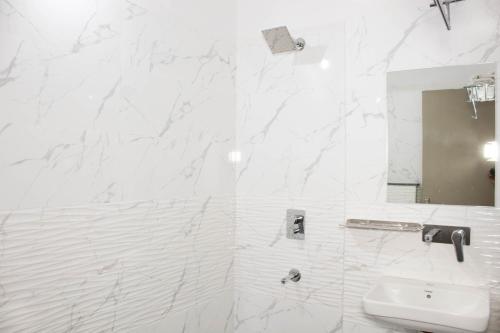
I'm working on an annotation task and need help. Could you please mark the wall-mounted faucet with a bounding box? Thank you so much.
[422,224,470,262]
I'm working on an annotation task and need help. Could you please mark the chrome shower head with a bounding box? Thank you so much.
[262,26,305,54]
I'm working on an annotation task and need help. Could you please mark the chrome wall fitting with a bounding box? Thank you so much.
[294,38,305,51]
[281,269,301,284]
[262,26,306,54]
[286,209,305,240]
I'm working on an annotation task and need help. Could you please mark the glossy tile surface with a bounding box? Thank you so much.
[0,197,235,332]
[235,1,500,332]
[0,0,236,209]
[2,0,500,332]
[0,0,235,332]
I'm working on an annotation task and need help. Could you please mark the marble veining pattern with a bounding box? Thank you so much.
[235,0,500,333]
[343,2,500,330]
[0,0,236,332]
[0,0,236,210]
[0,197,234,333]
[2,0,500,332]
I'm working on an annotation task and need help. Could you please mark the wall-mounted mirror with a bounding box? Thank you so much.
[387,63,498,207]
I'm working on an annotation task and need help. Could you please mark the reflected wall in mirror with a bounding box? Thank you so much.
[387,63,498,207]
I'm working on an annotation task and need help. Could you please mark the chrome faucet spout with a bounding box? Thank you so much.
[451,229,465,262]
[281,269,301,284]
[424,228,441,243]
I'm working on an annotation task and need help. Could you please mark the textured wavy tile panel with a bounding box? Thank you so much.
[234,289,342,333]
[129,290,234,333]
[0,196,234,333]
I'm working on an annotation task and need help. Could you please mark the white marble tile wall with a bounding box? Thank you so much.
[235,197,344,333]
[129,289,234,333]
[234,9,346,331]
[235,24,346,199]
[235,0,500,333]
[3,0,500,332]
[0,0,235,332]
[0,0,236,209]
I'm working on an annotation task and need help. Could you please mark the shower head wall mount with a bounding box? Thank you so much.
[262,26,305,54]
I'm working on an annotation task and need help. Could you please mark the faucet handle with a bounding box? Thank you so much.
[452,229,465,243]
[451,229,465,262]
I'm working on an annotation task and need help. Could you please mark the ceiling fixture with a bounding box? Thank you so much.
[430,0,465,31]
[465,73,495,119]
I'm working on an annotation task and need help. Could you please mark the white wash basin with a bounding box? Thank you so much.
[363,276,490,333]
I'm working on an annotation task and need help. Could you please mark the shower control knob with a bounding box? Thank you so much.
[293,216,304,234]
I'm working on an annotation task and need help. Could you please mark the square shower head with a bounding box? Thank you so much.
[262,26,298,54]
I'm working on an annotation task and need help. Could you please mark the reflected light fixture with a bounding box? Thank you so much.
[483,141,498,162]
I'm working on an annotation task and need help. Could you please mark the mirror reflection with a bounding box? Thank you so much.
[387,63,497,207]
